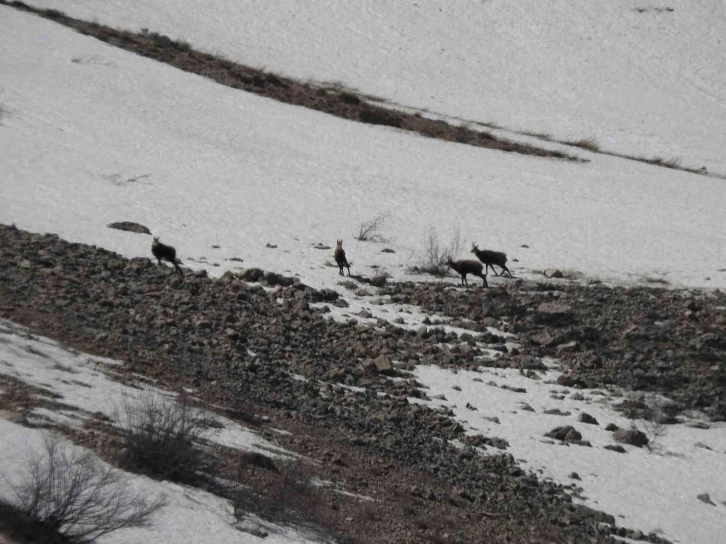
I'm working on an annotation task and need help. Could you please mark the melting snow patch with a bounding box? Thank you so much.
[0,319,293,459]
[412,364,726,544]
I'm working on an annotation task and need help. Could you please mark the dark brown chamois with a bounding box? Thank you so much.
[446,257,488,288]
[151,236,183,275]
[334,239,351,276]
[471,243,513,277]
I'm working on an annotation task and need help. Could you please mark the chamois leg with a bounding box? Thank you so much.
[461,274,469,288]
[476,272,489,288]
[499,264,513,278]
[172,261,183,275]
[345,263,351,276]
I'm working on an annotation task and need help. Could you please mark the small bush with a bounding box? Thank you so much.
[416,225,463,277]
[339,92,361,105]
[359,107,403,128]
[41,8,65,20]
[356,212,390,242]
[564,137,600,152]
[144,31,191,52]
[1,434,164,543]
[119,391,212,484]
[645,156,682,169]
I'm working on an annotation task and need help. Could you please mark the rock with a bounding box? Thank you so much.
[240,268,264,282]
[369,275,387,287]
[530,332,554,346]
[381,248,395,253]
[556,341,579,354]
[544,268,564,279]
[578,413,599,425]
[374,354,394,374]
[107,221,151,235]
[604,444,626,453]
[605,423,619,432]
[697,493,715,506]
[545,426,582,442]
[239,451,277,471]
[501,384,526,393]
[569,472,581,480]
[613,429,649,448]
[686,421,710,429]
[319,288,339,301]
[537,301,572,315]
[557,374,584,387]
[263,271,295,286]
[544,408,571,416]
[416,325,428,338]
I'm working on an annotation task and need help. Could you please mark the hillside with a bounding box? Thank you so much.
[1,3,726,544]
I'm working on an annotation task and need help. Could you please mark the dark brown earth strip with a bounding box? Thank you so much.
[2,0,578,162]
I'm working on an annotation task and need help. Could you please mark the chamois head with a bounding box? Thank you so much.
[152,236,160,246]
[336,239,343,249]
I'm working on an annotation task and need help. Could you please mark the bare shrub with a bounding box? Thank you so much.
[645,156,682,169]
[1,433,164,543]
[369,266,389,287]
[416,225,463,277]
[564,137,601,152]
[119,391,212,484]
[359,107,403,128]
[356,212,390,242]
[643,418,667,451]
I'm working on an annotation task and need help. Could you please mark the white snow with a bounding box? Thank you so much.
[2,3,726,543]
[1,6,725,294]
[0,420,324,544]
[412,364,726,544]
[20,0,726,174]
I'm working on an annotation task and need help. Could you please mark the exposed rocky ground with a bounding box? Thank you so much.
[3,224,721,542]
[384,279,726,421]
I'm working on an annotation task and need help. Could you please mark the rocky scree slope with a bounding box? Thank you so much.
[0,225,672,542]
[384,280,726,421]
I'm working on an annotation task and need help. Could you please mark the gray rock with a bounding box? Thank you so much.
[613,428,648,448]
[240,267,264,282]
[578,413,599,425]
[545,426,582,442]
[544,268,564,279]
[605,423,620,432]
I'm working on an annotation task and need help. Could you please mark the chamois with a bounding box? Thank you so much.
[471,243,513,277]
[446,258,488,288]
[334,239,351,276]
[151,237,183,275]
